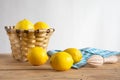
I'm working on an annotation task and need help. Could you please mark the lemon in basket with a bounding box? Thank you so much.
[27,47,49,66]
[34,21,50,30]
[15,19,34,30]
[50,52,74,71]
[64,48,82,64]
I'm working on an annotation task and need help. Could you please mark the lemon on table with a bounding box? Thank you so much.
[34,21,50,30]
[64,48,82,64]
[27,47,49,66]
[15,19,34,30]
[50,52,74,71]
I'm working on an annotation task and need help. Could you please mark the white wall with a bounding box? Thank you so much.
[73,0,120,51]
[0,0,120,53]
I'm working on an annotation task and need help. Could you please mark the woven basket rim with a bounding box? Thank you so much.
[5,26,55,33]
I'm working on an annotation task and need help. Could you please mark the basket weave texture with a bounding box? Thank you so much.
[5,26,55,62]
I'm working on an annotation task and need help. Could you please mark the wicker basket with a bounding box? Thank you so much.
[5,26,55,62]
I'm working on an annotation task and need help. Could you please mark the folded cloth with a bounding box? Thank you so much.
[47,47,120,69]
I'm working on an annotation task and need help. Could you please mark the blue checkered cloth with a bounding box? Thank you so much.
[47,47,120,69]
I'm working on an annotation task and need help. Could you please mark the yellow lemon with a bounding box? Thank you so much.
[64,48,82,64]
[27,47,48,66]
[34,21,50,30]
[50,52,74,71]
[15,19,34,30]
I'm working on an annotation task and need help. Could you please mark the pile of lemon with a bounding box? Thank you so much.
[15,19,82,71]
[50,48,82,71]
[15,19,50,30]
[27,47,82,71]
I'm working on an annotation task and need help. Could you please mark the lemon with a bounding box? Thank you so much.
[50,52,74,71]
[15,19,34,30]
[34,21,50,30]
[64,48,82,64]
[27,47,48,66]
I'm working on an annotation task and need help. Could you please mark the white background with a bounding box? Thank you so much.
[0,0,120,53]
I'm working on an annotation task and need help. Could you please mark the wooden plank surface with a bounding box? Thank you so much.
[0,54,120,80]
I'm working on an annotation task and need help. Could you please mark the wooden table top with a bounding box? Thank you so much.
[0,54,120,80]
